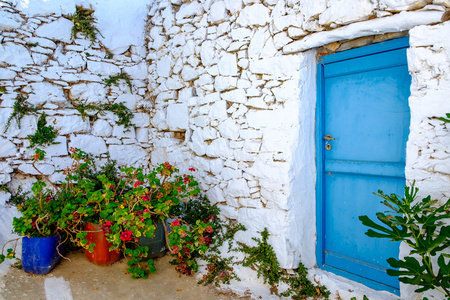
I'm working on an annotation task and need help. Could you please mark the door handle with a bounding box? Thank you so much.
[323,134,335,141]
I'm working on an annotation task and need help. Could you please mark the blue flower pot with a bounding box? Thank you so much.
[22,235,61,275]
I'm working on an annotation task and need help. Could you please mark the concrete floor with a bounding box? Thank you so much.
[0,250,248,300]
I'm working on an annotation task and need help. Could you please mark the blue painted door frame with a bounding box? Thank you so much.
[316,38,411,294]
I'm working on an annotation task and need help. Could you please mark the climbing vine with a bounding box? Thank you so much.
[103,72,133,93]
[4,95,39,133]
[26,113,59,148]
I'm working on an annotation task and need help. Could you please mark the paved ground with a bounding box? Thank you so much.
[0,250,249,300]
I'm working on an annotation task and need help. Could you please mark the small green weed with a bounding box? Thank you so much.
[69,6,101,44]
[0,86,7,93]
[71,100,134,130]
[4,95,39,133]
[103,72,133,93]
[26,113,59,148]
[6,186,29,206]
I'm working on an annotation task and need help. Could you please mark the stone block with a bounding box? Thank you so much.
[176,1,204,20]
[221,89,246,103]
[0,11,23,30]
[115,94,139,110]
[132,113,151,127]
[18,163,55,176]
[181,65,200,81]
[69,83,106,104]
[69,135,107,156]
[35,17,73,43]
[109,145,149,167]
[236,4,270,27]
[0,68,17,80]
[51,115,90,135]
[209,1,227,24]
[215,76,238,92]
[123,62,148,80]
[224,0,243,13]
[190,129,207,156]
[218,119,240,140]
[380,0,429,11]
[206,138,233,158]
[136,128,149,143]
[157,56,174,78]
[0,137,17,158]
[113,125,136,139]
[218,52,238,76]
[249,56,301,80]
[167,103,189,131]
[206,185,226,204]
[0,43,33,68]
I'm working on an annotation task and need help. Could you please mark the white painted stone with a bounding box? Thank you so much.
[319,0,374,26]
[35,18,73,43]
[136,128,149,143]
[218,118,240,140]
[224,0,243,13]
[288,27,307,39]
[181,65,200,81]
[248,28,270,59]
[176,1,204,20]
[123,62,148,80]
[273,15,303,33]
[222,167,243,180]
[18,163,55,176]
[50,116,90,135]
[249,55,301,80]
[166,103,189,131]
[0,68,17,80]
[200,40,216,67]
[0,163,13,184]
[218,52,238,76]
[109,145,149,167]
[206,185,225,204]
[92,119,112,136]
[157,56,174,78]
[132,113,150,127]
[151,109,169,131]
[191,129,207,156]
[87,61,121,76]
[0,11,23,30]
[230,28,252,40]
[69,135,107,156]
[209,1,228,24]
[236,4,270,27]
[0,43,33,67]
[113,125,136,139]
[215,76,238,92]
[221,89,247,103]
[210,100,228,121]
[273,32,293,49]
[272,79,300,102]
[206,138,233,158]
[69,83,107,104]
[115,94,139,110]
[0,138,17,158]
[1,113,38,138]
[381,0,429,11]
[237,207,286,233]
[284,10,444,53]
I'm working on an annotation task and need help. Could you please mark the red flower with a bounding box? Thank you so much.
[143,209,150,213]
[183,176,190,184]
[120,230,133,242]
[142,194,150,201]
[188,168,196,172]
[104,221,112,227]
[109,185,114,189]
[209,215,215,221]
[164,162,171,170]
[171,245,180,254]
[133,181,143,188]
[206,226,213,233]
[198,237,205,244]
[156,192,164,199]
[171,220,180,227]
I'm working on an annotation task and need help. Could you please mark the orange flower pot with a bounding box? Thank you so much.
[84,222,121,265]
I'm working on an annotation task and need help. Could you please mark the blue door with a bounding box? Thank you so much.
[316,38,411,294]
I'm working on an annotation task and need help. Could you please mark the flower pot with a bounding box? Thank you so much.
[22,235,61,275]
[138,221,167,259]
[84,222,121,266]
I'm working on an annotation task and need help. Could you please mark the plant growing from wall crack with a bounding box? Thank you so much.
[103,72,133,93]
[26,113,59,148]
[68,6,102,44]
[4,95,39,133]
[70,99,134,130]
[235,228,330,299]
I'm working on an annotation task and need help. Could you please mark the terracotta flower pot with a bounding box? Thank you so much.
[84,222,121,266]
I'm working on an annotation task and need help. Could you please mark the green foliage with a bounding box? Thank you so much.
[359,185,450,297]
[26,42,39,47]
[4,95,38,133]
[6,186,30,206]
[438,113,450,123]
[26,113,59,148]
[103,72,133,93]
[0,86,6,93]
[198,255,240,287]
[71,100,134,130]
[236,228,329,299]
[69,6,101,44]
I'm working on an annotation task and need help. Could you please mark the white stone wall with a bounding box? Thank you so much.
[1,0,450,298]
[146,0,449,299]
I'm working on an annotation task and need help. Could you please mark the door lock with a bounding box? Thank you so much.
[326,144,332,150]
[323,134,335,141]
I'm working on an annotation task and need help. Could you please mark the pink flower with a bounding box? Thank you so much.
[133,181,143,188]
[140,218,144,222]
[171,220,180,227]
[143,209,150,213]
[104,221,112,227]
[171,245,179,254]
[188,168,196,172]
[120,230,133,242]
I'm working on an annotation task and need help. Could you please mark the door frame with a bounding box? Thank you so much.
[315,37,410,294]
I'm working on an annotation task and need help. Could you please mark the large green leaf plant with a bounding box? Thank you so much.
[359,185,450,298]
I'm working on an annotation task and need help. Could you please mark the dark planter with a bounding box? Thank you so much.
[138,221,167,259]
[22,235,61,275]
[84,222,121,266]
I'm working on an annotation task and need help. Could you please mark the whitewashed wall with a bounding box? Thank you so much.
[1,0,450,298]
